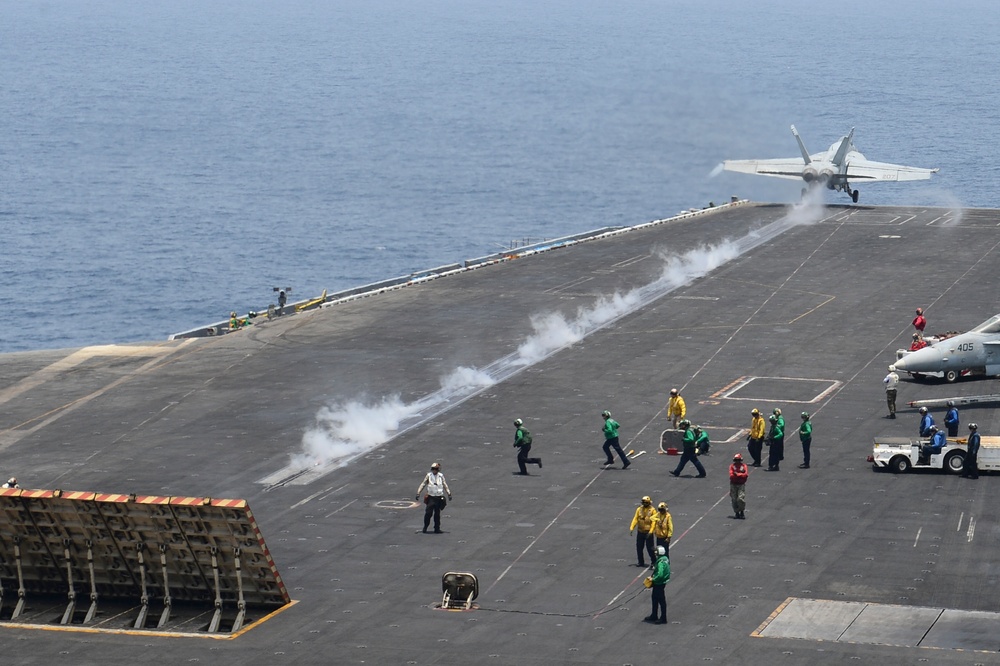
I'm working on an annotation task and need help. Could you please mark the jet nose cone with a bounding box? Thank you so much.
[894,346,945,373]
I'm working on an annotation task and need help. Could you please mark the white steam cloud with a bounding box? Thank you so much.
[291,366,499,470]
[294,396,417,470]
[516,242,739,365]
[785,186,827,226]
[288,242,741,475]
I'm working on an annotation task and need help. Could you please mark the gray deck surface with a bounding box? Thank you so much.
[3,202,1000,664]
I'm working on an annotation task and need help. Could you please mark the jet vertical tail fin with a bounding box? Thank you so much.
[790,125,811,164]
[832,127,856,165]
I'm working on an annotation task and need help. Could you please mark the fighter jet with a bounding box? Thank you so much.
[723,126,939,203]
[894,314,1000,382]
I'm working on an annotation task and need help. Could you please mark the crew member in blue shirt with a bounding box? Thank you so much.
[962,423,980,479]
[944,401,960,437]
[920,426,947,463]
[918,407,935,438]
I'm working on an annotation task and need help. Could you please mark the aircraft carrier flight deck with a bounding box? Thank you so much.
[2,202,1000,665]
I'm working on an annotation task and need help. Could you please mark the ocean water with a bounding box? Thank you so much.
[3,0,998,353]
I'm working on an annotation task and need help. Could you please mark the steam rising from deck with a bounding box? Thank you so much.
[271,205,827,484]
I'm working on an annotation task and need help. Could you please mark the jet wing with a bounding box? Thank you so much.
[722,158,804,181]
[845,159,939,183]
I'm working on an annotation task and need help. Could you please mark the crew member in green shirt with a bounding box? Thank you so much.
[643,545,671,624]
[798,412,812,469]
[601,410,630,469]
[767,414,784,471]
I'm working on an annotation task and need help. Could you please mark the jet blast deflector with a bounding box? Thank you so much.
[0,488,289,636]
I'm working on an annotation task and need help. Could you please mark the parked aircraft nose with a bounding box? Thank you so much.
[894,346,949,373]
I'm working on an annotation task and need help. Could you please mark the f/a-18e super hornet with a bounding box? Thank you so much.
[723,125,939,202]
[894,313,1000,382]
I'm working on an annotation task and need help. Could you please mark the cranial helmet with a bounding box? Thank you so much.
[801,412,809,419]
[431,462,441,470]
[602,410,611,418]
[657,546,666,556]
[514,418,523,426]
[773,408,782,416]
[679,419,691,428]
[641,496,652,505]
[658,502,668,510]
[947,401,955,407]
[751,408,759,415]
[670,388,678,395]
[733,453,743,461]
[969,423,978,430]
[769,415,776,422]
[919,407,928,414]
[889,365,896,372]
[929,425,938,432]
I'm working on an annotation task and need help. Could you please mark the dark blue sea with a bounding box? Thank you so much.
[3,0,998,353]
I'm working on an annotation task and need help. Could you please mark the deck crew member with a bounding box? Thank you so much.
[962,423,980,479]
[630,496,656,567]
[512,418,542,475]
[666,388,686,429]
[601,410,630,469]
[694,425,710,455]
[766,414,784,471]
[918,407,935,437]
[729,454,749,519]
[912,307,926,334]
[643,546,670,625]
[670,420,706,478]
[944,401,960,437]
[920,426,946,463]
[773,408,784,433]
[798,412,812,469]
[883,365,899,419]
[416,462,452,534]
[652,502,673,557]
[747,408,766,467]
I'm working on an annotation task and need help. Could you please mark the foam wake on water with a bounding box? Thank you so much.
[261,205,827,486]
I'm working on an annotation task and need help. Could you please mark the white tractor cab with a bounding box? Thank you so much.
[870,435,1000,474]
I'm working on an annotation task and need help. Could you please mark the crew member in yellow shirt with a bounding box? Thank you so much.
[747,408,766,467]
[666,388,686,429]
[651,501,673,558]
[629,496,656,567]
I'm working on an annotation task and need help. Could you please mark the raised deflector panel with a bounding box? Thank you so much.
[0,488,289,636]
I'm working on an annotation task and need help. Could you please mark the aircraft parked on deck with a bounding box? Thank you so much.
[894,313,1000,382]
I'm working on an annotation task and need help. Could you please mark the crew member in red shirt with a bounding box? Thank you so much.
[729,453,749,519]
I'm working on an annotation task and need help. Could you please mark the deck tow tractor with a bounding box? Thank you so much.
[869,434,1000,474]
